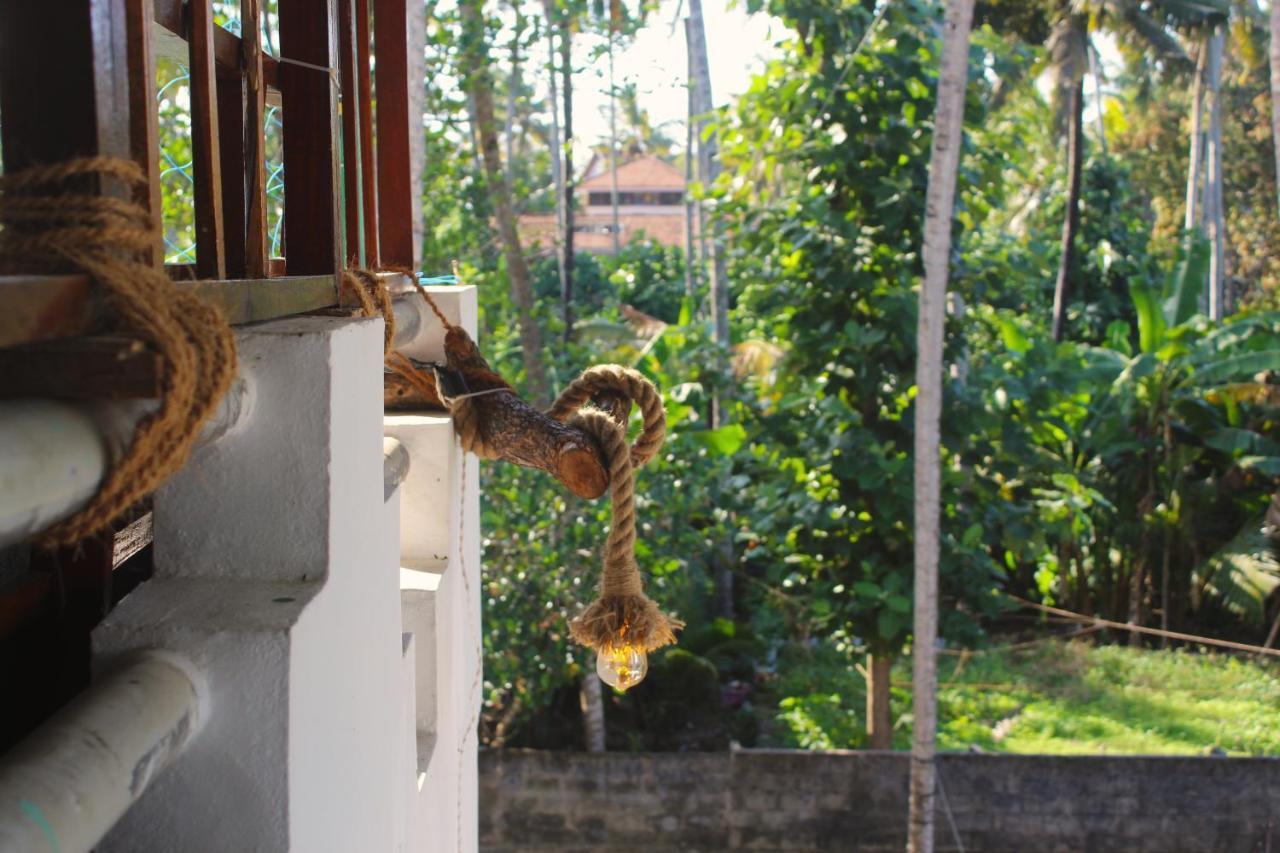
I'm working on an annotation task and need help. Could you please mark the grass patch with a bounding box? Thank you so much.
[764,640,1280,755]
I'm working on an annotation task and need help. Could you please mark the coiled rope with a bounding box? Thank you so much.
[0,157,237,547]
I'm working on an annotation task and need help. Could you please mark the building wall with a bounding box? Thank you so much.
[480,749,1280,853]
[88,287,481,853]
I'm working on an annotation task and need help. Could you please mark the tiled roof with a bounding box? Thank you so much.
[519,210,692,254]
[578,155,685,192]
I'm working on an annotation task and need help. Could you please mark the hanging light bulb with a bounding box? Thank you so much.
[596,644,648,691]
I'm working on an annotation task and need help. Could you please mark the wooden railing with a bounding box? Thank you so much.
[0,0,423,349]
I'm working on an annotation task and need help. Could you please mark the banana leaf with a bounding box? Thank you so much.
[1196,518,1280,626]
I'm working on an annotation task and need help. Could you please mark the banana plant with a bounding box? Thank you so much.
[1108,234,1280,630]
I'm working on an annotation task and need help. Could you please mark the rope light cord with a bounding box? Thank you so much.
[393,277,682,655]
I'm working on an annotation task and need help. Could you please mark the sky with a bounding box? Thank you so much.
[563,0,783,153]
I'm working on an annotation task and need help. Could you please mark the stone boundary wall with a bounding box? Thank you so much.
[480,749,1280,852]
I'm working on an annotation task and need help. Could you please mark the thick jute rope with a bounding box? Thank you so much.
[407,282,682,653]
[0,157,237,547]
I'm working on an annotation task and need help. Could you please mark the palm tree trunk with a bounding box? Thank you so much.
[460,0,548,401]
[684,60,697,302]
[580,674,606,751]
[1186,36,1208,232]
[1088,41,1107,159]
[543,0,567,305]
[608,29,621,255]
[909,1,975,850]
[1205,25,1226,322]
[865,653,893,749]
[504,5,522,184]
[1271,0,1280,221]
[1051,76,1084,343]
[686,0,729,425]
[561,12,575,343]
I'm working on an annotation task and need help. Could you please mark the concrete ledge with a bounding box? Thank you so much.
[480,749,1280,853]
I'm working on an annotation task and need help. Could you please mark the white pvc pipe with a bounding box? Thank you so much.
[0,400,109,545]
[0,281,438,548]
[0,652,206,853]
[0,375,254,548]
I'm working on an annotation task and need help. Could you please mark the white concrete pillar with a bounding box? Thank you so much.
[93,315,404,852]
[385,283,481,853]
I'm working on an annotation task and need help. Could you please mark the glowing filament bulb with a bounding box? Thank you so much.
[596,644,647,691]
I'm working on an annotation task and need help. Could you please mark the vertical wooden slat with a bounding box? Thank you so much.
[188,0,227,278]
[355,0,380,266]
[217,73,248,277]
[338,0,365,265]
[242,0,270,277]
[278,0,343,280]
[373,0,414,267]
[125,0,164,267]
[0,0,132,177]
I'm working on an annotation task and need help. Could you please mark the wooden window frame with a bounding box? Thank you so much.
[0,0,420,349]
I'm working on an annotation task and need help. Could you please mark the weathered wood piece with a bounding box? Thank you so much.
[242,0,270,278]
[384,331,612,500]
[0,337,163,400]
[154,0,282,89]
[0,275,99,349]
[0,274,338,349]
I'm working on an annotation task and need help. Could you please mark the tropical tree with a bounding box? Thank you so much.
[686,0,730,408]
[1042,0,1206,340]
[460,0,549,400]
[723,0,1014,753]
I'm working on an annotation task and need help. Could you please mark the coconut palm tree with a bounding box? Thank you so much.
[910,3,976,849]
[1272,0,1280,219]
[1047,0,1207,341]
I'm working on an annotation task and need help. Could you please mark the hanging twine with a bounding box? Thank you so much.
[342,268,397,353]
[403,281,682,654]
[0,157,237,548]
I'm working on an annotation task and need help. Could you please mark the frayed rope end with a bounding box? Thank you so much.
[569,594,684,653]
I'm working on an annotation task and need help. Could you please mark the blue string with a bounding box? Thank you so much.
[417,274,460,285]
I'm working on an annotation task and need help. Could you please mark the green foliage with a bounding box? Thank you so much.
[412,0,1280,755]
[719,0,1014,658]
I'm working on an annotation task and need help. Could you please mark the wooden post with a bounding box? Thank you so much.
[189,0,228,279]
[355,0,380,266]
[338,0,366,265]
[218,72,249,278]
[374,0,416,267]
[242,0,271,278]
[278,0,343,282]
[0,0,133,176]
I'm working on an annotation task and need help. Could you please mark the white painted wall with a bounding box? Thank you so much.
[82,286,481,852]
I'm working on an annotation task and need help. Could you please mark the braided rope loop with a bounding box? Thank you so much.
[391,283,682,653]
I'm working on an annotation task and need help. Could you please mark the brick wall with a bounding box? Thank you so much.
[480,749,1280,852]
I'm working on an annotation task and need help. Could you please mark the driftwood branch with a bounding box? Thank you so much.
[384,328,611,500]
